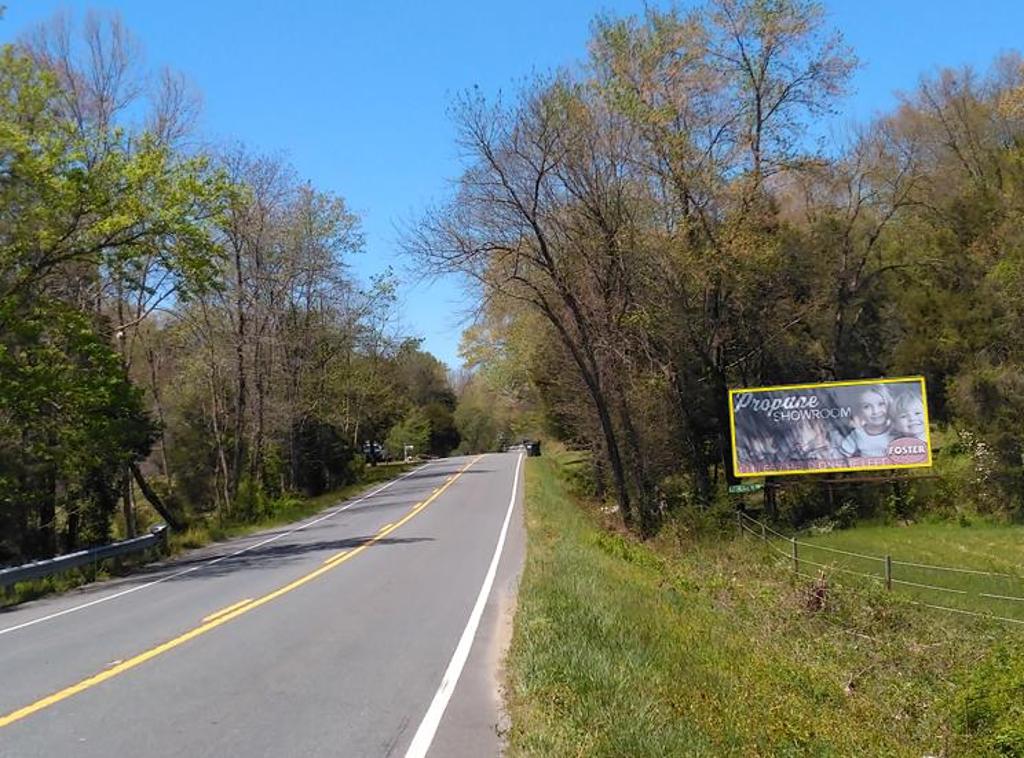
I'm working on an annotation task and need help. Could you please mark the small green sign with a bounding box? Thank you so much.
[729,483,764,494]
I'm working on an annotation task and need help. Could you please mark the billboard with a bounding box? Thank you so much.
[728,377,932,477]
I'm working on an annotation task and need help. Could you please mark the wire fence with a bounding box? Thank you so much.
[737,511,1024,627]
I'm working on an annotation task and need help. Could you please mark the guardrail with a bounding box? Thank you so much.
[0,524,169,591]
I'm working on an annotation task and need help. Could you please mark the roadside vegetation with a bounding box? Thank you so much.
[410,0,1024,540]
[507,451,1024,756]
[164,462,413,551]
[2,462,412,609]
[0,11,465,570]
[411,5,1024,748]
[788,521,1024,622]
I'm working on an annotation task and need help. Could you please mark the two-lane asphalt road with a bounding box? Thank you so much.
[0,452,525,757]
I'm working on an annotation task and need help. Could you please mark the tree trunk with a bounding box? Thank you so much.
[231,245,247,503]
[146,346,173,486]
[40,463,57,558]
[669,369,713,507]
[250,336,266,492]
[208,384,232,515]
[130,462,184,531]
[539,289,635,528]
[121,466,137,538]
[615,387,658,535]
[65,506,80,554]
[716,375,740,485]
[764,477,778,520]
[557,332,632,526]
[593,394,632,527]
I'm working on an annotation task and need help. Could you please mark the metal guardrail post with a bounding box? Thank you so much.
[151,524,169,554]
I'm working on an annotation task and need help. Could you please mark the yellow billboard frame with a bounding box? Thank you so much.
[728,376,933,478]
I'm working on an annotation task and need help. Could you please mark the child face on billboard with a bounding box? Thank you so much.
[857,389,889,434]
[892,399,926,438]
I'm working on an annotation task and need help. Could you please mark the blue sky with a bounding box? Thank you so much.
[3,1,1024,368]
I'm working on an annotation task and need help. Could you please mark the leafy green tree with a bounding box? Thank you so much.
[0,16,461,565]
[0,43,223,555]
[423,402,460,457]
[386,408,431,460]
[0,300,155,559]
[453,402,499,454]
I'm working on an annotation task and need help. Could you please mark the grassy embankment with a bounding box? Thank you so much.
[2,463,413,609]
[505,450,1024,756]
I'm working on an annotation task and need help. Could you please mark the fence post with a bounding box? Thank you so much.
[736,510,742,537]
[761,521,767,542]
[885,555,892,590]
[792,538,799,574]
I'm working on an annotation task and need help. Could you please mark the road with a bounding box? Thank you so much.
[0,453,525,758]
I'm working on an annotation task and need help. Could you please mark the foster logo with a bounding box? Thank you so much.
[887,437,928,464]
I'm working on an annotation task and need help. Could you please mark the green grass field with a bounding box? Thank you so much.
[747,520,1024,624]
[505,451,1024,756]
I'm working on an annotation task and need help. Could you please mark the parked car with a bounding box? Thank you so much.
[361,440,387,464]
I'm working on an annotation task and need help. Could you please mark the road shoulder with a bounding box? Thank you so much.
[426,454,526,757]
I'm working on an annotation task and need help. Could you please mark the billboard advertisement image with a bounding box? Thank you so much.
[729,377,932,477]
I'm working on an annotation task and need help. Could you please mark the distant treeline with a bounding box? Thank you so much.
[411,0,1024,533]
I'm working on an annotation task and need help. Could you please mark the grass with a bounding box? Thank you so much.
[753,521,1024,623]
[505,449,1024,756]
[0,556,156,608]
[1,463,413,609]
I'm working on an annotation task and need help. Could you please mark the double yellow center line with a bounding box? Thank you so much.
[0,455,484,729]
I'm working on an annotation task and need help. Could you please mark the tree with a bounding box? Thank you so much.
[408,0,857,534]
[386,408,430,460]
[0,14,458,563]
[0,43,222,554]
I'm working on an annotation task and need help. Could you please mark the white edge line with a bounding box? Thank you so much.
[405,452,523,758]
[0,463,433,637]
